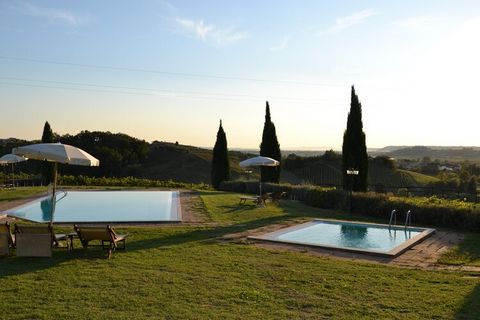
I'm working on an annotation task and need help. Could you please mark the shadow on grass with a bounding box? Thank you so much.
[127,214,297,252]
[218,204,257,213]
[0,205,297,276]
[455,233,480,262]
[0,248,111,277]
[0,198,394,277]
[455,283,480,319]
[126,200,367,252]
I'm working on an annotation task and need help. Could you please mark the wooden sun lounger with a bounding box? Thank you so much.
[270,191,288,203]
[74,225,128,258]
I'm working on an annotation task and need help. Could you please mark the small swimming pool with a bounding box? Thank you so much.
[249,219,435,257]
[4,190,181,223]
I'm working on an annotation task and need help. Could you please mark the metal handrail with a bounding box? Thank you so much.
[389,209,397,228]
[55,190,68,203]
[405,210,412,228]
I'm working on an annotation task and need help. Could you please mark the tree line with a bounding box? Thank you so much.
[1,125,150,184]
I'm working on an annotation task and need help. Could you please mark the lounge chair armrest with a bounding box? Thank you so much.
[115,234,129,241]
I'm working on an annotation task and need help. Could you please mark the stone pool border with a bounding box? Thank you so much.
[248,218,436,257]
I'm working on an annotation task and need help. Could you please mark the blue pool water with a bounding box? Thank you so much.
[250,219,434,256]
[5,190,181,223]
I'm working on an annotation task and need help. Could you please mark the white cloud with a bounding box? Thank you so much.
[15,1,91,26]
[175,18,213,40]
[392,15,443,32]
[159,0,176,12]
[174,17,247,45]
[319,9,377,35]
[269,36,290,52]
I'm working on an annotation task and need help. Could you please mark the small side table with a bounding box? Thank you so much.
[66,232,78,251]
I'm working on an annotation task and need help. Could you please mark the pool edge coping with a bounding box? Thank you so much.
[2,190,183,224]
[247,218,436,258]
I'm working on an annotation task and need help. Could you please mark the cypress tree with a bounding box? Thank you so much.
[42,121,54,144]
[41,121,54,184]
[211,120,230,189]
[342,86,368,191]
[467,176,477,194]
[260,101,281,183]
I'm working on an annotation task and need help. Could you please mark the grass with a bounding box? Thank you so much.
[0,186,47,203]
[1,190,479,319]
[438,232,480,267]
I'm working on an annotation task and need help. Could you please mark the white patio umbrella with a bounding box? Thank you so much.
[239,156,280,196]
[12,143,99,222]
[0,154,28,187]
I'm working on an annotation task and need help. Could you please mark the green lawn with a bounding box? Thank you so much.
[0,186,47,203]
[439,232,480,267]
[1,191,479,319]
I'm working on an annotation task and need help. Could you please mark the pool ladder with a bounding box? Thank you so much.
[404,210,412,228]
[55,190,68,203]
[389,209,412,229]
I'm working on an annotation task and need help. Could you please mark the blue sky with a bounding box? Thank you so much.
[1,0,479,149]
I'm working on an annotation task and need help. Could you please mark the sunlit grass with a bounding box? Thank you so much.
[0,186,47,203]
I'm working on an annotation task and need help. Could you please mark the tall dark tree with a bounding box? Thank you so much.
[41,121,54,184]
[467,176,477,194]
[211,120,230,189]
[42,121,54,144]
[342,86,368,191]
[260,101,281,183]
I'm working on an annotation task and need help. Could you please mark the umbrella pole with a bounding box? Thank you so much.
[11,163,14,188]
[51,162,58,223]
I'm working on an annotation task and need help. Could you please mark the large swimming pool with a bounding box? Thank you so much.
[249,219,435,257]
[4,190,181,223]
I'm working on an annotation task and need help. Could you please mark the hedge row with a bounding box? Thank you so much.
[219,180,480,231]
[349,193,480,230]
[59,175,212,190]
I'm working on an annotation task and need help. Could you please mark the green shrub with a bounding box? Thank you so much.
[220,180,480,231]
[219,181,333,202]
[305,188,347,210]
[397,188,410,197]
[58,175,211,190]
[351,193,480,230]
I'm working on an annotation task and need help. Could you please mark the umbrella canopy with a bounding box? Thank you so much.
[12,143,99,166]
[239,156,280,198]
[0,154,27,164]
[0,154,28,188]
[12,143,99,223]
[239,156,280,168]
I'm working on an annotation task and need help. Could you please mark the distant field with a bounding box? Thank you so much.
[287,159,438,188]
[398,169,440,185]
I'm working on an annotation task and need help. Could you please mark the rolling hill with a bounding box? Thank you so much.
[284,156,439,188]
[375,146,480,161]
[1,133,444,187]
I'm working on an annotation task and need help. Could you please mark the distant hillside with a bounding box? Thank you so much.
[284,154,439,187]
[0,133,257,184]
[142,141,253,183]
[3,133,471,185]
[379,146,480,161]
[232,148,327,158]
[236,145,480,161]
